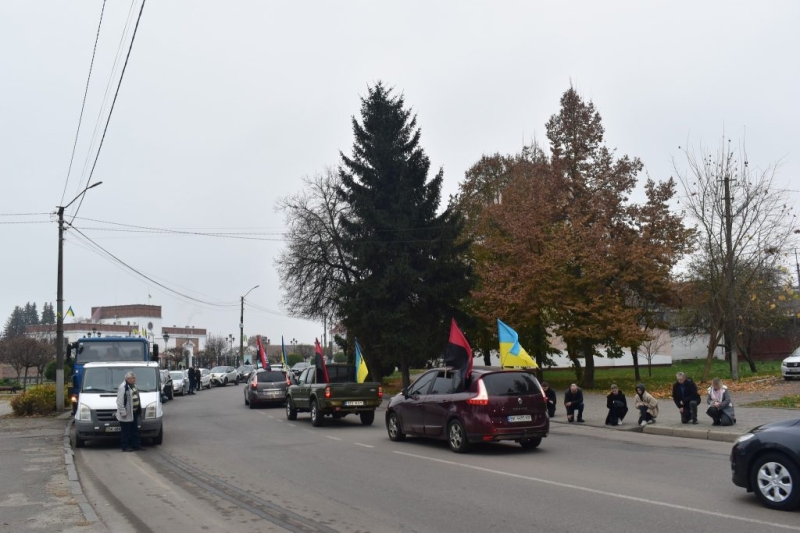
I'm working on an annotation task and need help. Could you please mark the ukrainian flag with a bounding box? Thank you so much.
[497,319,538,368]
[66,306,75,317]
[281,336,289,369]
[354,339,369,383]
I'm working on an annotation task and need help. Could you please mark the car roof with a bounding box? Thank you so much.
[84,361,160,369]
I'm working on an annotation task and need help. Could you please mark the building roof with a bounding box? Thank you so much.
[91,304,162,320]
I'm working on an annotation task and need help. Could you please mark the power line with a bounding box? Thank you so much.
[0,212,51,217]
[60,0,107,207]
[71,0,147,224]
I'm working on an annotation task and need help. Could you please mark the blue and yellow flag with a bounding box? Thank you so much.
[354,339,369,383]
[498,319,538,368]
[66,306,75,317]
[281,336,289,369]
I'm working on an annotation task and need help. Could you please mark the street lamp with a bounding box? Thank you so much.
[239,284,259,366]
[291,338,298,355]
[227,334,234,366]
[162,333,170,368]
[56,181,103,412]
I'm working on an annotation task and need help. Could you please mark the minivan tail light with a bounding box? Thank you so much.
[252,375,258,389]
[286,374,292,386]
[378,386,383,399]
[467,379,489,405]
[325,386,331,399]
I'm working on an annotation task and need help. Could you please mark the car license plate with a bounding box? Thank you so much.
[507,415,532,423]
[105,426,121,433]
[345,401,364,406]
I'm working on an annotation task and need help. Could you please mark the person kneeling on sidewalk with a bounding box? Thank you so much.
[672,371,701,424]
[706,378,736,426]
[634,383,658,427]
[564,383,585,423]
[541,381,557,418]
[605,384,628,426]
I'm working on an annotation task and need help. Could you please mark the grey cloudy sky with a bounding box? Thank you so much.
[2,1,798,345]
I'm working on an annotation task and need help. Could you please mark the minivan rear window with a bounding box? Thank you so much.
[481,372,541,397]
[257,371,285,382]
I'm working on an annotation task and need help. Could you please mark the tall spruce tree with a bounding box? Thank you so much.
[41,303,56,325]
[24,302,39,326]
[3,306,27,339]
[338,83,473,386]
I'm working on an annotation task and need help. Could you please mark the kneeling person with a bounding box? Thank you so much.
[706,378,736,426]
[564,383,585,423]
[605,384,628,426]
[634,383,658,426]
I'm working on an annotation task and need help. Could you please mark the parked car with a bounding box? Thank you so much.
[781,347,800,380]
[291,362,310,376]
[198,368,211,389]
[236,364,255,382]
[169,370,189,396]
[731,418,800,510]
[159,369,174,400]
[209,366,239,386]
[385,367,549,453]
[244,369,289,408]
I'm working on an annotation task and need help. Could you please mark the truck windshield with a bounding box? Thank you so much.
[82,367,158,393]
[76,341,147,364]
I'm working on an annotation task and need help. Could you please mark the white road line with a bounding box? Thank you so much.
[326,436,342,441]
[267,415,274,419]
[392,451,800,532]
[303,429,314,434]
[288,423,296,428]
[354,443,374,448]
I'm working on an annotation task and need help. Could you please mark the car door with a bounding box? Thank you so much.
[293,368,314,409]
[397,370,436,435]
[423,371,459,436]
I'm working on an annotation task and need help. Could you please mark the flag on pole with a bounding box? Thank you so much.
[314,338,330,383]
[497,319,538,368]
[281,336,289,369]
[444,319,473,389]
[65,306,75,317]
[256,335,270,371]
[354,338,369,383]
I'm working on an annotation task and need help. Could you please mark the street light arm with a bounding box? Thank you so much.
[62,181,103,210]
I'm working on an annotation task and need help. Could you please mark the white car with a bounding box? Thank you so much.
[781,347,800,380]
[209,366,239,386]
[199,368,211,389]
[169,370,189,395]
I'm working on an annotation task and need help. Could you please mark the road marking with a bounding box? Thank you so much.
[354,443,374,448]
[326,436,342,441]
[303,429,314,434]
[267,415,274,419]
[393,451,800,532]
[288,423,296,427]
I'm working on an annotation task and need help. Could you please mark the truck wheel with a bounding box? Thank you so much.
[448,419,470,453]
[153,428,163,445]
[360,411,375,426]
[387,412,406,441]
[286,397,298,420]
[310,400,324,427]
[74,435,85,448]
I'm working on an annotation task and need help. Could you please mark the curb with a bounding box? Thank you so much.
[642,425,741,443]
[62,417,101,525]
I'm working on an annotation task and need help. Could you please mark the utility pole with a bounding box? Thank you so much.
[239,285,259,366]
[723,172,738,379]
[55,182,102,411]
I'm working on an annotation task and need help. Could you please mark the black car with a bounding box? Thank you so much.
[730,418,800,511]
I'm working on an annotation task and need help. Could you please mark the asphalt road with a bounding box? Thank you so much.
[73,384,800,532]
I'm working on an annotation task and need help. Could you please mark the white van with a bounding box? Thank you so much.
[73,361,163,448]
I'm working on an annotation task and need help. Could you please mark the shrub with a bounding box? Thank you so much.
[287,354,304,366]
[10,384,59,416]
[44,359,73,381]
[333,352,347,363]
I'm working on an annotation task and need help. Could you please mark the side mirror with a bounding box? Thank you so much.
[66,343,73,362]
[152,344,159,361]
[402,387,409,399]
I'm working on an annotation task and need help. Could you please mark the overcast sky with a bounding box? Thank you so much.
[2,1,798,346]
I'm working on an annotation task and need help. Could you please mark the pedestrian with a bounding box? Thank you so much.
[564,383,585,423]
[194,367,202,392]
[541,381,557,418]
[672,371,701,424]
[188,367,196,394]
[605,384,628,426]
[634,383,659,426]
[706,378,736,426]
[115,371,144,452]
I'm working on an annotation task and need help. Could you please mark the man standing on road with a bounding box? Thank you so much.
[672,372,700,424]
[193,367,202,392]
[541,381,557,417]
[188,366,196,395]
[564,383,585,423]
[116,371,144,452]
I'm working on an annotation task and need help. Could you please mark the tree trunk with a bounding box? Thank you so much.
[630,345,641,382]
[701,330,722,382]
[482,345,491,366]
[400,355,410,389]
[739,337,757,373]
[581,339,595,389]
[23,367,29,392]
[567,344,584,384]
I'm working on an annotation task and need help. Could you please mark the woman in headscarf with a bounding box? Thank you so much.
[634,383,659,427]
[706,378,736,426]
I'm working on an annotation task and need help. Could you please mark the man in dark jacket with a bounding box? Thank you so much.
[541,381,557,417]
[564,383,585,423]
[188,366,197,395]
[672,372,700,424]
[193,367,202,392]
[605,384,628,426]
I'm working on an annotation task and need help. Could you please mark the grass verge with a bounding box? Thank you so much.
[743,395,800,409]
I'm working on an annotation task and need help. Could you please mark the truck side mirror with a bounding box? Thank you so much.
[66,343,73,362]
[152,344,159,361]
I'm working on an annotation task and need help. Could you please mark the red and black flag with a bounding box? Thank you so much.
[314,338,330,383]
[444,319,473,389]
[256,335,270,371]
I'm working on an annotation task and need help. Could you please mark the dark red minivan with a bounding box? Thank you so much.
[385,367,549,452]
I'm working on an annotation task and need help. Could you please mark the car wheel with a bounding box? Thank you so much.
[167,386,174,400]
[360,410,375,426]
[286,397,297,420]
[448,419,470,453]
[245,394,249,406]
[223,378,228,386]
[520,437,542,450]
[153,428,163,445]
[248,396,255,409]
[310,400,324,427]
[751,452,800,511]
[386,412,406,441]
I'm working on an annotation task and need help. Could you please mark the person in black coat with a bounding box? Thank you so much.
[605,384,628,426]
[564,383,585,423]
[541,381,557,417]
[187,366,196,395]
[672,372,700,424]
[193,367,202,392]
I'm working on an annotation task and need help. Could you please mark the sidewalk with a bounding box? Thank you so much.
[549,392,800,442]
